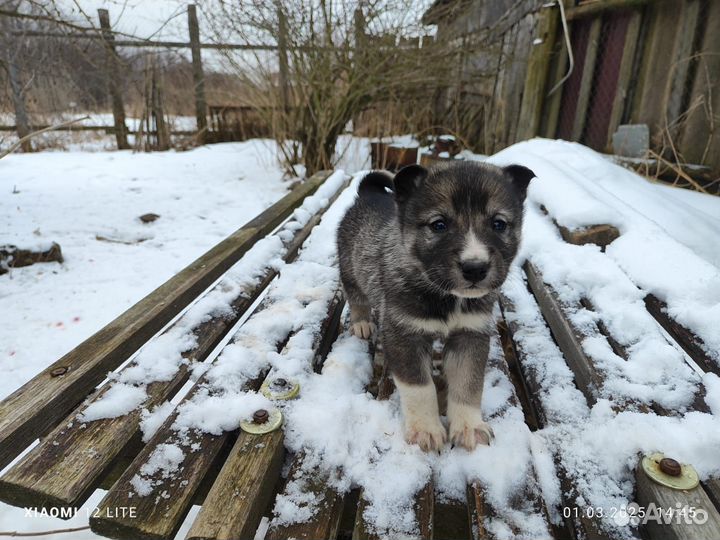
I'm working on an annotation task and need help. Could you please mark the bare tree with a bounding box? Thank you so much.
[206,0,478,175]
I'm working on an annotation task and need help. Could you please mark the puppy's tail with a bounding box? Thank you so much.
[358,171,394,198]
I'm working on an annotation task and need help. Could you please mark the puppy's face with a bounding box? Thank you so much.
[394,162,534,298]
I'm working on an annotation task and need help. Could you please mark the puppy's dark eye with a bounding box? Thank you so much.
[492,218,507,232]
[430,219,447,232]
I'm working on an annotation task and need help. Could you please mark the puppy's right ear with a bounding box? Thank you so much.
[393,165,428,204]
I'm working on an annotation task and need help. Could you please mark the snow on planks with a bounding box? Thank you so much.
[517,251,720,540]
[0,171,332,473]
[0,171,347,513]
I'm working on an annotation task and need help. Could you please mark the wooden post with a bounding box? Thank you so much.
[517,3,559,141]
[187,4,207,140]
[97,9,129,150]
[606,10,642,148]
[571,17,601,141]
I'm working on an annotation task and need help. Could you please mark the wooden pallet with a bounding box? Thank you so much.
[1,174,719,540]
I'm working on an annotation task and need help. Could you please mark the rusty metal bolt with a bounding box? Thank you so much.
[252,409,269,424]
[50,366,68,377]
[272,378,287,389]
[659,457,682,477]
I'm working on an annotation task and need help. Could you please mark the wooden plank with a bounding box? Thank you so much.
[185,430,285,540]
[185,290,345,540]
[643,294,719,378]
[523,261,602,405]
[635,463,720,540]
[517,3,559,141]
[572,16,602,142]
[566,0,650,21]
[467,327,552,539]
[265,453,346,540]
[499,294,612,540]
[540,15,570,139]
[267,317,376,540]
[90,283,345,540]
[0,175,347,512]
[665,0,702,139]
[606,10,642,147]
[0,172,329,474]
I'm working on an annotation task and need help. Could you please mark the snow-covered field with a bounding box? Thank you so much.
[0,137,719,539]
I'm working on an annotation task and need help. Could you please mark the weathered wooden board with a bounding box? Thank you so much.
[0,174,349,513]
[571,17,601,141]
[644,294,718,378]
[523,261,602,405]
[352,347,434,540]
[185,430,285,540]
[499,293,617,540]
[265,452,347,540]
[517,3,558,141]
[268,318,374,540]
[185,291,345,540]
[0,171,331,473]
[636,463,720,540]
[90,289,345,540]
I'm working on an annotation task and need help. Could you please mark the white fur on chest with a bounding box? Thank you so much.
[398,306,494,335]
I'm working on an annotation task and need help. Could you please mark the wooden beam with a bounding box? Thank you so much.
[523,261,602,406]
[606,10,642,147]
[635,463,720,540]
[572,17,602,141]
[566,0,650,21]
[643,294,718,378]
[517,4,559,140]
[185,430,285,540]
[265,453,346,540]
[97,9,129,150]
[187,4,207,138]
[0,172,330,474]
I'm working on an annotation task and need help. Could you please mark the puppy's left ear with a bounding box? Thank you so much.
[394,164,428,204]
[503,165,536,199]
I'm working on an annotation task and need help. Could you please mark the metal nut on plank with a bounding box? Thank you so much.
[261,376,300,401]
[240,408,283,435]
[642,452,699,490]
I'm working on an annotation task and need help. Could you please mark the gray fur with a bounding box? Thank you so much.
[336,161,534,450]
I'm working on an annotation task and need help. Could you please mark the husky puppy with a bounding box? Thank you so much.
[336,162,534,451]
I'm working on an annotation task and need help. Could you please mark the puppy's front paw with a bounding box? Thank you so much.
[404,415,447,452]
[350,320,376,339]
[448,404,494,450]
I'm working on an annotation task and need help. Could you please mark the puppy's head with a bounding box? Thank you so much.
[393,161,535,298]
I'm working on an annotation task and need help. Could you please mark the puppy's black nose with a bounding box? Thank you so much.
[460,260,489,283]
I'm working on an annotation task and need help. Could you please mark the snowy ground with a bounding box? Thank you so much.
[1,137,719,539]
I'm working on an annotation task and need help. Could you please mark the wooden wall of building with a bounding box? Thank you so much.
[429,0,720,174]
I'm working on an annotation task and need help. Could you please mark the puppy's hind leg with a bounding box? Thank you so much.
[444,331,494,450]
[340,269,375,339]
[385,328,446,452]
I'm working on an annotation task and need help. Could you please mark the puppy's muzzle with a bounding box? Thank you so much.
[460,260,489,284]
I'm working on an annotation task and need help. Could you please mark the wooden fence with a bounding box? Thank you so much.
[0,4,283,150]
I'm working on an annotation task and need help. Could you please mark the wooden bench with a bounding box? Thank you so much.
[0,171,719,540]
